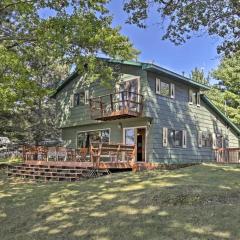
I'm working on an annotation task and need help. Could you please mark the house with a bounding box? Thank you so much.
[52,59,240,165]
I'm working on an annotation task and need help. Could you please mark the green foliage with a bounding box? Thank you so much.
[207,52,240,126]
[0,0,138,142]
[123,0,240,55]
[189,67,209,85]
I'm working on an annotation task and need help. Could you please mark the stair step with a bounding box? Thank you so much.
[7,163,110,182]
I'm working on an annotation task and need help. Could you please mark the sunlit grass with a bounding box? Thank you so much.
[0,157,23,164]
[0,163,240,240]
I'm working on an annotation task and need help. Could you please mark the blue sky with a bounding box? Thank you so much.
[39,2,222,79]
[108,1,221,78]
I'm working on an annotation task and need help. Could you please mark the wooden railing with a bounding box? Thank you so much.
[215,148,240,163]
[89,91,144,120]
[90,142,136,168]
[22,143,136,165]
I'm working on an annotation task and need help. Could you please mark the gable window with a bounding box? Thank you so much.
[74,93,80,106]
[71,90,89,107]
[164,128,186,148]
[156,78,173,97]
[189,89,200,106]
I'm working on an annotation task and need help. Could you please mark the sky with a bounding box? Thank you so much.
[108,1,221,78]
[39,1,222,80]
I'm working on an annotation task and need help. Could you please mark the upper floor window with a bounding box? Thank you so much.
[189,89,200,106]
[156,78,175,98]
[71,90,89,108]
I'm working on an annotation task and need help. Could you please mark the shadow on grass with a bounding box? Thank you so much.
[0,163,240,240]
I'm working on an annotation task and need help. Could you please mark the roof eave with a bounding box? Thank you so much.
[50,71,79,98]
[143,64,210,90]
[201,95,240,136]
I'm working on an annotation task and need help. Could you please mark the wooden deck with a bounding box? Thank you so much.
[215,148,240,163]
[89,91,144,121]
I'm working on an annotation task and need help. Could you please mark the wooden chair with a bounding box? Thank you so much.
[47,147,57,161]
[67,148,76,161]
[24,146,38,161]
[57,147,67,161]
[36,146,47,161]
[76,148,88,162]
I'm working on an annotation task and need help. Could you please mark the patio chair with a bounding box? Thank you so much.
[57,147,67,161]
[76,148,88,162]
[47,147,57,161]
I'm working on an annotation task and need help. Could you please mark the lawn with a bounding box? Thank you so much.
[0,164,240,240]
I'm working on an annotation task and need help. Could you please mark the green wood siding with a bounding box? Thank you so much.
[145,71,239,163]
[55,64,239,164]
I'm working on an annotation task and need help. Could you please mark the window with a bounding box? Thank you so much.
[76,129,110,148]
[156,78,172,97]
[74,93,80,106]
[71,90,89,107]
[164,128,186,148]
[202,132,212,147]
[189,89,200,106]
[124,128,135,145]
[160,81,170,96]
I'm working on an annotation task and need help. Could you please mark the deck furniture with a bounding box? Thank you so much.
[47,147,57,161]
[76,148,88,162]
[57,147,67,161]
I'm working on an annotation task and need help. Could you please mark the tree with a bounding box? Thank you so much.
[189,67,209,85]
[123,0,240,55]
[0,0,139,142]
[207,51,240,126]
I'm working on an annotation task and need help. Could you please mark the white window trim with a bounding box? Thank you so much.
[163,127,168,147]
[70,94,74,108]
[170,83,175,99]
[197,91,201,107]
[123,126,148,162]
[84,90,89,104]
[198,131,202,148]
[156,78,161,94]
[189,88,193,104]
[182,130,187,148]
[212,133,217,149]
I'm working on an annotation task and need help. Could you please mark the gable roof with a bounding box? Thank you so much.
[201,95,240,136]
[51,58,210,98]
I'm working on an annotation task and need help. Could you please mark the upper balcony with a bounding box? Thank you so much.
[89,91,144,121]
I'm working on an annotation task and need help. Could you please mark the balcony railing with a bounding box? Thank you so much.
[89,91,144,121]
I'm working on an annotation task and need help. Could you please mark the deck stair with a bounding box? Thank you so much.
[7,163,111,182]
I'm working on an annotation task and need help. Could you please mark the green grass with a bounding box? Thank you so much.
[0,157,23,164]
[0,163,240,240]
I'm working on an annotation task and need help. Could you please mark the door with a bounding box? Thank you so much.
[123,127,146,162]
[119,78,139,111]
[137,128,146,162]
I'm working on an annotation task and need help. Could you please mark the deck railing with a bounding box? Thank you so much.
[89,91,144,120]
[22,143,136,165]
[90,142,136,167]
[215,148,240,163]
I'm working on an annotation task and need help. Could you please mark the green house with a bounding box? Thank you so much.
[52,59,240,164]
